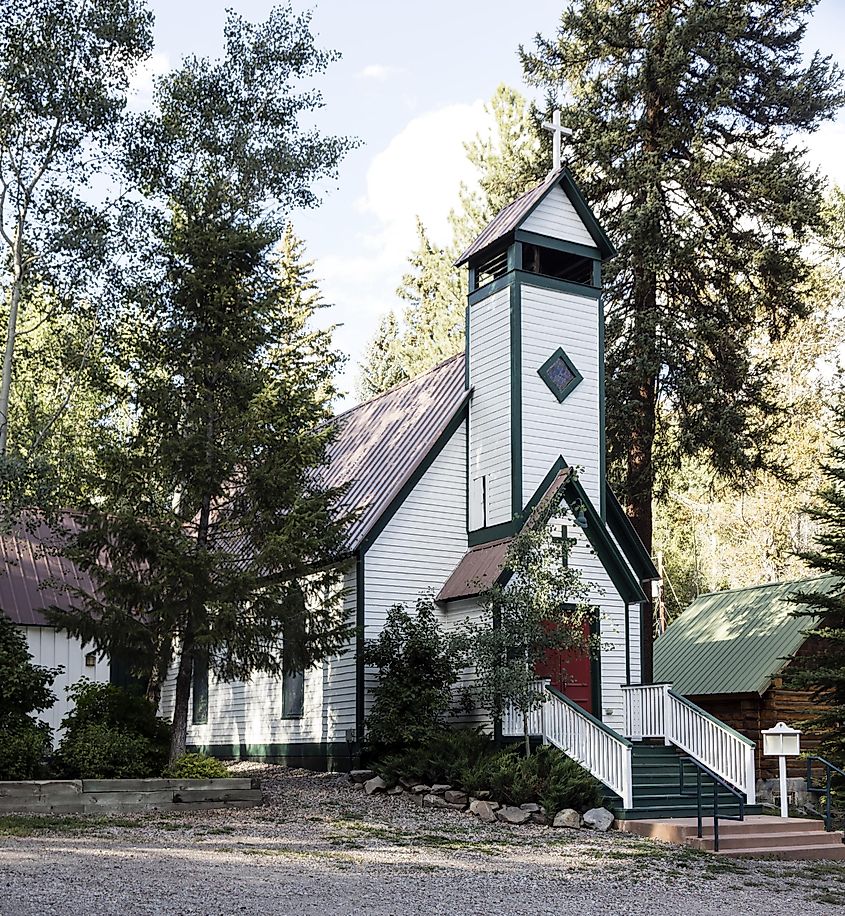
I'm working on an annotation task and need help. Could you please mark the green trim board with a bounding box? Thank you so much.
[468,272,513,306]
[355,551,365,738]
[605,486,659,582]
[598,284,606,522]
[509,281,522,520]
[537,346,584,404]
[514,229,601,262]
[190,741,352,772]
[562,475,648,606]
[514,269,602,300]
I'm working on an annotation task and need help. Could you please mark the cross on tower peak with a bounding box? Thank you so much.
[542,110,572,172]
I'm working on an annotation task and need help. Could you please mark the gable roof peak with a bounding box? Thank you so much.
[455,164,615,267]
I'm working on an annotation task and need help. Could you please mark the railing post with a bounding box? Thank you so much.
[622,747,633,810]
[663,684,674,747]
[744,743,756,805]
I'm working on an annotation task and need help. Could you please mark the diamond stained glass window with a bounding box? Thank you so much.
[538,347,583,403]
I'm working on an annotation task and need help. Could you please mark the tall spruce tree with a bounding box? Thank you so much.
[788,389,845,765]
[49,6,356,761]
[521,1,844,566]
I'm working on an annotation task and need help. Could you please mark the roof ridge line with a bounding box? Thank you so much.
[694,572,837,599]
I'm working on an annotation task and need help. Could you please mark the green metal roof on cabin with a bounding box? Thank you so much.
[653,575,840,697]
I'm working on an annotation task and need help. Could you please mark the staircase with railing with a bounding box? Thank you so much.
[502,680,757,817]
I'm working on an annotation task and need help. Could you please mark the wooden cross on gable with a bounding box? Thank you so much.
[542,110,572,171]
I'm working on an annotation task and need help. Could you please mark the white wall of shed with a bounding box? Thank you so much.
[21,626,110,742]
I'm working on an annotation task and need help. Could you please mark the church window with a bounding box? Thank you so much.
[538,347,583,403]
[192,650,209,725]
[282,585,306,719]
[522,243,593,285]
[476,248,508,287]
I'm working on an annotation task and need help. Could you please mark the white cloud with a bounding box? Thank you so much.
[128,52,171,110]
[313,102,492,405]
[357,64,401,81]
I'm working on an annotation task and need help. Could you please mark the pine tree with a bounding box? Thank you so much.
[49,7,356,761]
[521,1,844,566]
[358,312,408,400]
[358,85,546,395]
[787,389,845,765]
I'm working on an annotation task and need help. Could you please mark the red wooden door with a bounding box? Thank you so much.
[535,623,593,715]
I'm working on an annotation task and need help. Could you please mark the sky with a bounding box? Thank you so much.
[140,0,845,404]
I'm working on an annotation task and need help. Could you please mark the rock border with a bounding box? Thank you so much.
[344,770,614,831]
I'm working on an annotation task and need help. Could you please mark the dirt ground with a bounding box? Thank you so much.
[1,764,844,916]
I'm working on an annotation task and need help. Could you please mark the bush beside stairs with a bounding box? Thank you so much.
[605,743,845,859]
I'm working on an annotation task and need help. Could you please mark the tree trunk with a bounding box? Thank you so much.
[169,633,194,763]
[145,635,172,711]
[0,235,23,454]
[523,711,531,758]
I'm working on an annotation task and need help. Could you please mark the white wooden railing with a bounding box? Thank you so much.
[622,684,757,805]
[503,680,633,809]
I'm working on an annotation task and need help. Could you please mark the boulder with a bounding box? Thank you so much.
[430,784,451,795]
[444,790,468,806]
[349,769,375,784]
[387,786,404,796]
[364,776,387,795]
[423,793,448,809]
[583,807,615,832]
[349,782,364,792]
[519,803,542,813]
[411,784,430,795]
[469,800,499,823]
[496,805,532,825]
[475,790,492,800]
[529,812,547,825]
[552,808,582,829]
[398,776,418,790]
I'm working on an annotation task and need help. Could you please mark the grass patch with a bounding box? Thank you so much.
[814,892,845,906]
[0,815,141,836]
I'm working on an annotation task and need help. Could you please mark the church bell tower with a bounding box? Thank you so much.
[456,156,616,544]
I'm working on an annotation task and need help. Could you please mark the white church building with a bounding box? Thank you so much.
[160,166,664,777]
[6,163,763,819]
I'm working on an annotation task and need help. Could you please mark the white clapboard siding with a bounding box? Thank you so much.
[364,422,468,716]
[521,185,595,247]
[159,568,357,748]
[468,287,511,527]
[607,525,644,688]
[521,284,601,510]
[443,596,490,730]
[22,626,110,741]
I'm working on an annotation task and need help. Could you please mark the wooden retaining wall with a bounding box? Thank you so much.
[0,778,261,814]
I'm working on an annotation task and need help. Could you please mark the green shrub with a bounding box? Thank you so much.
[376,728,492,786]
[374,730,602,813]
[55,681,170,779]
[0,721,52,781]
[363,598,466,756]
[0,615,59,780]
[164,753,229,779]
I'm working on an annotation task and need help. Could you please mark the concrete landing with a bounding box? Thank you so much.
[619,814,845,860]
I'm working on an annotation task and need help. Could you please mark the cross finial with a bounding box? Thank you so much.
[542,109,572,172]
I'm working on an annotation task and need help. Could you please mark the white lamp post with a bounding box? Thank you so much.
[762,722,801,818]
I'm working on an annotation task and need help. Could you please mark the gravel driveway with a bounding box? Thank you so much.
[1,763,843,916]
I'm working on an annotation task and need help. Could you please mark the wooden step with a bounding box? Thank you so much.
[620,815,845,859]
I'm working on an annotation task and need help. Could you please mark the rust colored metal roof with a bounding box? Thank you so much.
[455,168,565,267]
[323,353,469,552]
[0,514,94,627]
[437,538,512,603]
